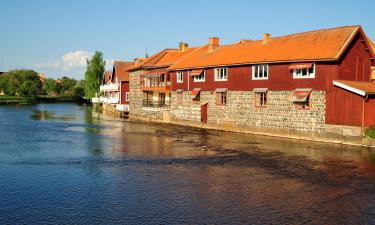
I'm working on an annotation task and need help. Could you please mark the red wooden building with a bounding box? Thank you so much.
[96,61,134,112]
[167,26,375,129]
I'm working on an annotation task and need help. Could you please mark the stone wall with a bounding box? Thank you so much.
[128,70,167,121]
[171,90,326,132]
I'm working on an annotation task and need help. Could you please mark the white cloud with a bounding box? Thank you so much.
[32,50,116,79]
[34,50,115,71]
[61,50,92,70]
[34,50,93,71]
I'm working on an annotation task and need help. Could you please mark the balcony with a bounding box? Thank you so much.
[141,72,170,92]
[116,104,130,112]
[142,100,170,109]
[100,83,119,92]
[95,96,119,104]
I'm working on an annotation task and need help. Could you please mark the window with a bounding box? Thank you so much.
[216,92,227,105]
[214,68,228,81]
[125,92,129,101]
[254,92,267,108]
[252,64,268,80]
[177,92,183,105]
[293,64,315,79]
[295,95,310,110]
[193,92,200,102]
[293,88,312,110]
[177,71,183,83]
[193,71,205,82]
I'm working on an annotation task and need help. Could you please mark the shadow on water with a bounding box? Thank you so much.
[30,110,75,121]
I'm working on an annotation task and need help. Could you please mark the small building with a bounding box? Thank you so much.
[94,61,134,112]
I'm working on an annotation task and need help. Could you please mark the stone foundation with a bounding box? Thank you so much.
[171,90,326,131]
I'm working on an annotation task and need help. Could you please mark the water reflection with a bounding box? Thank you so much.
[30,110,75,121]
[1,103,375,224]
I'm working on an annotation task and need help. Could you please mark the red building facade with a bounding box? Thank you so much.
[167,26,375,130]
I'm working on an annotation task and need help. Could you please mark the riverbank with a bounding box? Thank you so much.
[126,113,375,148]
[0,95,83,105]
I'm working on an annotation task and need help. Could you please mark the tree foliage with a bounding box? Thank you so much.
[0,70,42,97]
[43,78,60,96]
[60,76,77,96]
[84,51,105,101]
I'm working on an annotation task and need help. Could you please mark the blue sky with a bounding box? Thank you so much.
[0,0,374,79]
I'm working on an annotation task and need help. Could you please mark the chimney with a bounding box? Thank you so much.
[262,33,271,44]
[179,42,188,52]
[134,58,144,66]
[208,37,220,52]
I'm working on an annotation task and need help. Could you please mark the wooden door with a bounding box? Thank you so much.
[201,103,208,123]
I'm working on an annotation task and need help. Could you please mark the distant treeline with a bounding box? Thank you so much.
[0,69,84,99]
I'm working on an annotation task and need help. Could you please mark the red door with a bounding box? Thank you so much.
[201,103,208,123]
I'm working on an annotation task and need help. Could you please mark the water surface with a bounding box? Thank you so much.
[1,103,375,224]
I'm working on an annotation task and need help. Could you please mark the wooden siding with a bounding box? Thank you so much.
[339,33,372,82]
[365,96,375,127]
[171,62,337,92]
[120,82,129,104]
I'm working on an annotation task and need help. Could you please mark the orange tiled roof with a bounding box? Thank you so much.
[334,80,375,96]
[113,61,134,81]
[128,47,198,71]
[370,39,375,54]
[170,26,363,70]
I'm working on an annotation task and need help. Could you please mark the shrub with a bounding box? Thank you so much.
[366,125,375,138]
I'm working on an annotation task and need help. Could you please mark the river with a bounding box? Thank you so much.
[0,103,375,224]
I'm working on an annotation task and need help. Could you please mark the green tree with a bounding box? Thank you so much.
[84,51,105,101]
[74,80,85,97]
[2,70,41,97]
[43,78,60,96]
[60,76,77,96]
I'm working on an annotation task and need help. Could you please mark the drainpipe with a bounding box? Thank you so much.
[188,70,190,92]
[362,94,368,136]
[119,81,122,105]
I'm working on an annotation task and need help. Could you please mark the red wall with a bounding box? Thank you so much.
[339,33,372,82]
[120,81,129,104]
[326,86,364,126]
[365,96,375,127]
[326,32,373,126]
[171,62,337,92]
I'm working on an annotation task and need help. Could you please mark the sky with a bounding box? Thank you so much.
[0,0,374,79]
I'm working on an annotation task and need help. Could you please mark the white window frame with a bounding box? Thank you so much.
[193,70,205,82]
[125,92,129,101]
[214,68,228,81]
[252,64,269,80]
[176,71,184,83]
[293,64,315,79]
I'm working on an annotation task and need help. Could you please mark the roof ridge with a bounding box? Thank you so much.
[208,25,361,49]
[169,45,208,70]
[268,25,360,40]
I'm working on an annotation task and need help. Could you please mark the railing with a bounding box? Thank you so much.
[142,100,170,109]
[116,104,130,112]
[95,96,119,104]
[141,75,171,90]
[100,83,119,92]
[92,97,100,103]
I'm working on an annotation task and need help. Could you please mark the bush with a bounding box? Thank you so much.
[0,70,41,97]
[367,125,375,138]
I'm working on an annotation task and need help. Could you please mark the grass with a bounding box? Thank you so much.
[0,95,81,104]
[366,125,375,138]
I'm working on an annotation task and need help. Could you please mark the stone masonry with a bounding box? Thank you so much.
[171,90,326,132]
[129,70,166,121]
